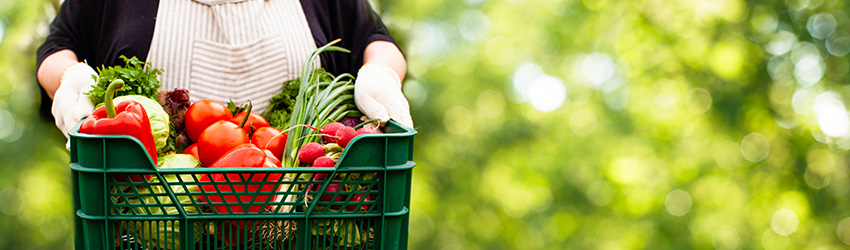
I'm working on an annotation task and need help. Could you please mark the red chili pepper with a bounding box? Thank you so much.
[80,80,158,168]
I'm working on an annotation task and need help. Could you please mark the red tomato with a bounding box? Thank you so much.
[184,100,232,142]
[183,144,200,163]
[196,120,249,167]
[230,111,270,134]
[251,126,287,160]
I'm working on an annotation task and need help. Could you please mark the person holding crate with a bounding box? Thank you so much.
[36,0,414,141]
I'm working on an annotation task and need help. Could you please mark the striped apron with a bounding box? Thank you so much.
[146,0,318,112]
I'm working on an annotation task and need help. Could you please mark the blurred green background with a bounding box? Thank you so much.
[3,0,850,249]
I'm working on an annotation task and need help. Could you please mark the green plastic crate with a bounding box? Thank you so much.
[68,120,416,250]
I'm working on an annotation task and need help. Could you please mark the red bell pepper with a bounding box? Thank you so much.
[80,80,158,180]
[199,144,281,213]
[198,143,282,245]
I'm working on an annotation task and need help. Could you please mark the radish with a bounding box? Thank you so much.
[312,156,335,181]
[320,122,345,143]
[356,127,376,135]
[297,142,325,164]
[335,126,358,148]
[318,182,343,202]
[345,193,373,211]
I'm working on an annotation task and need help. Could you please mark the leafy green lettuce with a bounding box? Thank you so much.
[86,55,162,105]
[131,154,203,250]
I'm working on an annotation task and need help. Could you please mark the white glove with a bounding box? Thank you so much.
[52,62,96,144]
[354,63,414,128]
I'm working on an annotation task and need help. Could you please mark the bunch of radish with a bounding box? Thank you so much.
[297,122,376,165]
[296,121,378,212]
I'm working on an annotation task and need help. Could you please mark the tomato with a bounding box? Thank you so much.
[230,111,270,134]
[251,126,287,161]
[196,120,249,167]
[182,144,200,163]
[184,100,232,142]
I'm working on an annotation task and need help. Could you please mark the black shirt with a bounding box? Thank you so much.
[36,0,398,118]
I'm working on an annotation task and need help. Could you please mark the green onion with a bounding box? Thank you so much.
[283,39,360,168]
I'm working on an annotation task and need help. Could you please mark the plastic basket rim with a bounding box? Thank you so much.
[69,118,416,141]
[68,118,417,169]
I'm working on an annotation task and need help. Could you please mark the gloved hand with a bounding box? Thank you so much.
[354,63,414,128]
[52,62,96,147]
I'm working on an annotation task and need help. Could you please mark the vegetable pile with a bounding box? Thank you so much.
[79,39,394,249]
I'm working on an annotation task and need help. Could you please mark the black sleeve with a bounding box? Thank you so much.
[36,0,103,70]
[35,0,158,120]
[36,0,104,120]
[300,0,399,77]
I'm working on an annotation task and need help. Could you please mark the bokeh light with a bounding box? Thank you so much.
[814,92,850,137]
[761,229,790,250]
[527,74,566,112]
[741,132,771,162]
[806,12,836,40]
[0,17,5,43]
[664,189,692,217]
[771,208,799,236]
[0,109,16,141]
[579,52,616,89]
[837,217,850,244]
[685,88,712,114]
[457,9,490,43]
[511,61,567,112]
[766,30,797,56]
[826,31,850,57]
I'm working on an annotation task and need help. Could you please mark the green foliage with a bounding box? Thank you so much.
[380,0,850,249]
[4,0,850,249]
[263,77,302,129]
[86,55,163,105]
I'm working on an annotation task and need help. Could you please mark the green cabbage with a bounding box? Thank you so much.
[113,95,170,154]
[156,153,201,169]
[132,154,202,249]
